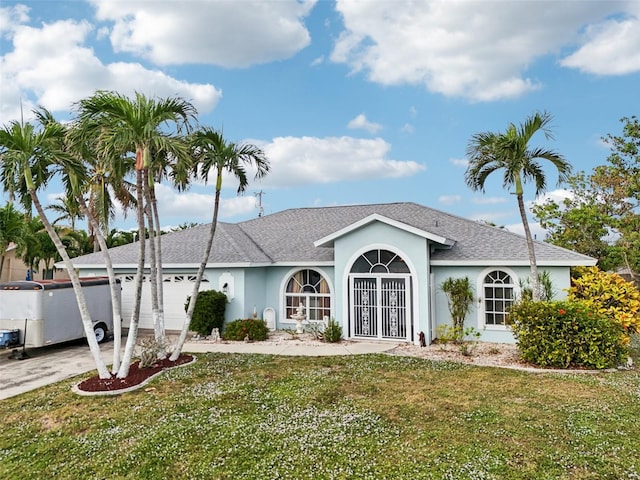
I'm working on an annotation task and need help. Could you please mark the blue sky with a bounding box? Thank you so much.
[1,0,639,237]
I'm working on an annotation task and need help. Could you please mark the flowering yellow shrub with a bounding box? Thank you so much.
[569,266,640,335]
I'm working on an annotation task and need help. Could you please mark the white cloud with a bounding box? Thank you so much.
[152,184,256,221]
[504,221,548,241]
[450,158,468,168]
[472,196,508,205]
[438,195,461,206]
[0,13,222,122]
[560,6,640,75]
[253,136,425,188]
[530,188,573,208]
[0,4,29,32]
[347,113,383,134]
[401,123,415,134]
[90,0,316,67]
[468,210,514,226]
[331,1,632,101]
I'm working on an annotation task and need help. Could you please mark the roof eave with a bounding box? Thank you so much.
[430,259,598,267]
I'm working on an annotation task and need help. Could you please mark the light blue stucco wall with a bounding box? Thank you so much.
[432,265,573,344]
[332,221,430,344]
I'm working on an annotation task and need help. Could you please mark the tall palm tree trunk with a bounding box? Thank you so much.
[117,171,146,378]
[142,170,163,348]
[517,193,541,301]
[170,185,221,361]
[29,190,111,378]
[77,195,123,373]
[150,185,166,346]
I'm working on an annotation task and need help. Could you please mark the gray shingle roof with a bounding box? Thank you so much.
[69,202,595,267]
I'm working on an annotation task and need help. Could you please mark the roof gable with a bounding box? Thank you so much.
[313,213,455,248]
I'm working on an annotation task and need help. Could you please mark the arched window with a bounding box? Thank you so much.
[350,249,410,274]
[285,269,331,321]
[483,270,515,326]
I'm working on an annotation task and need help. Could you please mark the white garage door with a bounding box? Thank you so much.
[117,274,210,331]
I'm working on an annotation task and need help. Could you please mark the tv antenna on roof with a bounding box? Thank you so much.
[254,190,266,217]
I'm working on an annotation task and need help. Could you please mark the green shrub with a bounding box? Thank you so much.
[436,324,480,355]
[569,266,640,336]
[323,318,342,343]
[223,318,269,341]
[435,324,458,344]
[184,290,227,336]
[510,300,628,369]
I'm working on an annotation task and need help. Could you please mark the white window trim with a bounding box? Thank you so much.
[279,267,334,325]
[476,267,520,331]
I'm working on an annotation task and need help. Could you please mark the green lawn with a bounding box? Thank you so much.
[1,353,639,480]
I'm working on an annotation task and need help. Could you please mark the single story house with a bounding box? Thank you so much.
[67,202,596,344]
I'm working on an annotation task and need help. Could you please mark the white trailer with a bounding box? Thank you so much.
[0,277,118,348]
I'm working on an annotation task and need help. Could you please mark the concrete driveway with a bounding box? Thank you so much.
[0,340,115,400]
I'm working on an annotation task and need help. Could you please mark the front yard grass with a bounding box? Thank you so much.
[1,353,639,479]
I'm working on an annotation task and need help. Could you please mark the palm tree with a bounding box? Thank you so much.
[465,111,571,301]
[0,202,24,279]
[72,91,197,377]
[0,110,111,378]
[13,216,42,280]
[46,196,83,231]
[171,127,270,360]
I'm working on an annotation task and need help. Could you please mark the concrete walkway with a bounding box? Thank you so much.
[182,340,395,356]
[1,339,396,400]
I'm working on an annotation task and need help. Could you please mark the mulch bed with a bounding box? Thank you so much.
[76,354,194,393]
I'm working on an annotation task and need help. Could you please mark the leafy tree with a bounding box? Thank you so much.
[532,172,616,269]
[593,116,639,281]
[171,128,269,360]
[465,111,571,300]
[532,116,639,280]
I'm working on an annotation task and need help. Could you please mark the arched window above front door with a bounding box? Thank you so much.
[285,269,331,322]
[350,249,410,274]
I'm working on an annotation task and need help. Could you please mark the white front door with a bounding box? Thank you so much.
[350,274,411,341]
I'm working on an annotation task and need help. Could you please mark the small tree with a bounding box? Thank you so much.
[441,277,475,342]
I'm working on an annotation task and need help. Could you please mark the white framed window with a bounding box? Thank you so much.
[481,269,516,328]
[284,269,331,322]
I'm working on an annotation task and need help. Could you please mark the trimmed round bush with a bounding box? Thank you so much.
[184,290,227,336]
[510,300,628,369]
[223,318,269,341]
